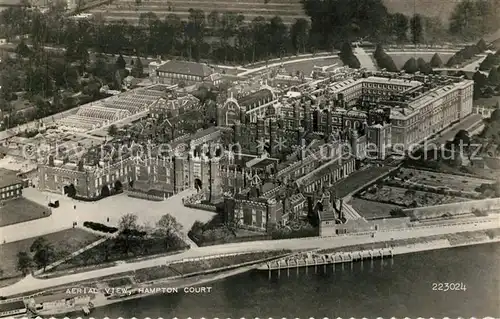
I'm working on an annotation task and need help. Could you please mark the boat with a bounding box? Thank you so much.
[82,301,94,316]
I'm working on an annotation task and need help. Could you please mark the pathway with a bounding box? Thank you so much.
[1,216,498,296]
[354,47,377,71]
[0,187,214,244]
[237,54,340,77]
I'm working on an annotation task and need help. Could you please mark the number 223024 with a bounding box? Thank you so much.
[432,282,467,291]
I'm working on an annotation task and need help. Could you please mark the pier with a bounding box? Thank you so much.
[258,249,394,277]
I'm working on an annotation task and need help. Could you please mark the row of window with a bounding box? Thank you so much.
[0,184,21,193]
[158,71,202,82]
[1,190,20,198]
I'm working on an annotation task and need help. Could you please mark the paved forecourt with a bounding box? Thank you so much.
[1,216,498,297]
[0,187,215,243]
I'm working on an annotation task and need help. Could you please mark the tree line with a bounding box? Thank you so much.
[1,0,497,66]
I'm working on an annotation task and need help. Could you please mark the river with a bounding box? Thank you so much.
[82,243,500,318]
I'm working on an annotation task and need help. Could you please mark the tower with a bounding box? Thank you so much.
[256,116,265,155]
[269,118,279,157]
[207,158,222,204]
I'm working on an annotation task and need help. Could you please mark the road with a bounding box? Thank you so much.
[434,54,488,75]
[1,216,498,297]
[354,47,377,71]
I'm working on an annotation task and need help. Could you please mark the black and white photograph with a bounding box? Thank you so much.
[0,0,498,317]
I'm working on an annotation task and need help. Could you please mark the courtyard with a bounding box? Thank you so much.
[0,187,216,243]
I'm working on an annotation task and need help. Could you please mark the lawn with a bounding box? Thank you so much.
[349,197,401,220]
[333,166,393,198]
[387,52,454,69]
[50,234,189,272]
[283,57,343,75]
[0,228,101,278]
[0,198,52,227]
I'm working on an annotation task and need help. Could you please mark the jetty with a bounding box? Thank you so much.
[258,249,393,277]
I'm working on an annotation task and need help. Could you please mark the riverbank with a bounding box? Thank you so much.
[261,234,500,270]
[51,234,500,317]
[37,254,287,316]
[2,218,498,297]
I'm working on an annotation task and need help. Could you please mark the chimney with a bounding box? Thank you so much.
[78,160,84,171]
[339,198,344,220]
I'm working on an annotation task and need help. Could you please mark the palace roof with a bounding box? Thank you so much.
[157,60,213,78]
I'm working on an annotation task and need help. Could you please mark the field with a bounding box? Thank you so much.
[0,197,51,227]
[387,52,454,69]
[89,0,308,25]
[0,229,101,278]
[349,198,401,220]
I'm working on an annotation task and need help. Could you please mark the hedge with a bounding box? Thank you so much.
[83,221,118,233]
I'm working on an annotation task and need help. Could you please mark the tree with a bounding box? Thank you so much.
[118,213,139,254]
[417,57,432,74]
[131,57,144,78]
[207,10,220,29]
[453,129,470,146]
[390,13,409,43]
[403,57,418,73]
[390,208,405,217]
[473,71,488,87]
[156,214,183,238]
[374,45,398,72]
[30,238,55,271]
[479,54,499,71]
[449,0,482,40]
[108,124,118,136]
[477,38,487,52]
[410,14,423,45]
[290,18,310,54]
[119,213,139,231]
[116,54,126,69]
[339,42,360,68]
[15,40,31,57]
[488,67,500,85]
[16,251,32,276]
[430,53,444,68]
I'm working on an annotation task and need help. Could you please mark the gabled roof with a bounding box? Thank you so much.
[237,88,274,108]
[157,60,213,78]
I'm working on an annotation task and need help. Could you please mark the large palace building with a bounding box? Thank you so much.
[36,69,474,231]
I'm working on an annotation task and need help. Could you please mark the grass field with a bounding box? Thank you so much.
[0,228,101,278]
[349,197,401,220]
[387,52,454,69]
[283,57,342,75]
[0,197,51,227]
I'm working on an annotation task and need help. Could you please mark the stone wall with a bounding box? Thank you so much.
[320,217,411,237]
[404,198,500,219]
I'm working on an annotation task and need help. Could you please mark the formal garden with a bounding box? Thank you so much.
[359,184,469,208]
